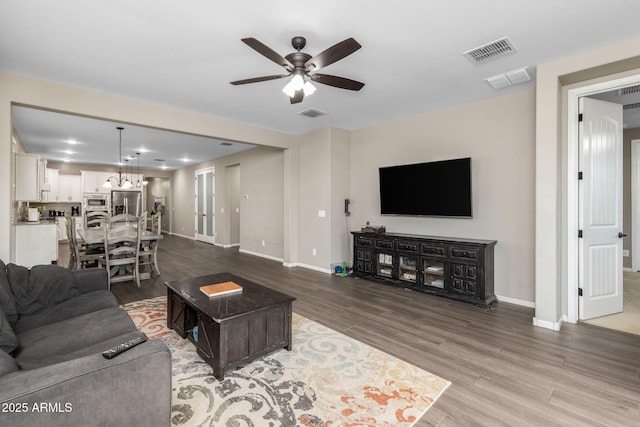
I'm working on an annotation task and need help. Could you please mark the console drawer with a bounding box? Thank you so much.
[422,243,445,257]
[449,246,479,260]
[397,241,418,252]
[355,236,373,247]
[375,239,394,249]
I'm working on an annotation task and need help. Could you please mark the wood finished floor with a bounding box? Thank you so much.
[62,235,640,426]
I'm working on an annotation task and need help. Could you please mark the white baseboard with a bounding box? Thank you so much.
[496,295,535,308]
[239,248,284,263]
[294,263,332,274]
[214,243,240,248]
[532,316,563,331]
[170,232,195,240]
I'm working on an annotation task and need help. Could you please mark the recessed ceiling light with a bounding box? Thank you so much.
[62,150,74,155]
[66,139,78,145]
[62,158,71,162]
[180,157,190,162]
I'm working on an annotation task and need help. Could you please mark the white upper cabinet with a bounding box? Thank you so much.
[15,153,47,201]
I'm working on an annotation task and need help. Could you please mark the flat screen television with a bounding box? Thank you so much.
[379,157,472,217]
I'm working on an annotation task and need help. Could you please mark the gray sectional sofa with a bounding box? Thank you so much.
[0,259,171,427]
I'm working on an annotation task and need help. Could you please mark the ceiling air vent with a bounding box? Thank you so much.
[618,85,640,96]
[463,37,517,65]
[220,142,233,146]
[623,103,640,110]
[485,67,532,90]
[298,108,327,118]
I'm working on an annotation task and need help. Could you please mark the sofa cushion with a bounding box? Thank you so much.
[0,307,18,354]
[14,307,137,368]
[13,290,118,334]
[7,263,79,316]
[17,330,146,371]
[0,349,19,376]
[0,259,19,325]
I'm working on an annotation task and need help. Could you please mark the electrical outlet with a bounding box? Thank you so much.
[623,249,630,257]
[262,240,266,247]
[312,248,317,256]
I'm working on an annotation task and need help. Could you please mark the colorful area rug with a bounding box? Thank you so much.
[122,296,450,426]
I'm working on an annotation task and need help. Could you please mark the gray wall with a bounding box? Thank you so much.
[171,146,284,259]
[349,89,536,303]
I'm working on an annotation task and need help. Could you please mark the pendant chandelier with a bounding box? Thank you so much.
[103,126,133,189]
[135,152,148,187]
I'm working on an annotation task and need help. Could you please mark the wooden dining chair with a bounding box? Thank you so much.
[66,213,104,270]
[100,216,142,289]
[85,211,109,229]
[109,213,138,230]
[138,214,161,276]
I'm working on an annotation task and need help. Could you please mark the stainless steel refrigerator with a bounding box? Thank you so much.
[111,190,142,216]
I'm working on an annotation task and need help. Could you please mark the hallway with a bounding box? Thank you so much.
[582,271,640,335]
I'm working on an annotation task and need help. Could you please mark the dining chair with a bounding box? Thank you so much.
[85,210,109,229]
[109,213,138,230]
[139,213,161,276]
[100,216,142,289]
[65,213,104,269]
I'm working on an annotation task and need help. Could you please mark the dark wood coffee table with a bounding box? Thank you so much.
[165,272,296,380]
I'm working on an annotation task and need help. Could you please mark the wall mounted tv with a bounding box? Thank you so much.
[379,157,472,217]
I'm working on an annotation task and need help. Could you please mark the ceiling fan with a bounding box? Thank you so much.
[230,36,364,104]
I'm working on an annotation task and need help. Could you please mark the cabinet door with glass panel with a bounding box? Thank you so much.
[420,242,446,290]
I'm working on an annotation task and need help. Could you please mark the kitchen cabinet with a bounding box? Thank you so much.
[43,168,60,202]
[15,223,58,267]
[82,171,113,194]
[59,175,82,202]
[43,171,82,203]
[15,154,48,201]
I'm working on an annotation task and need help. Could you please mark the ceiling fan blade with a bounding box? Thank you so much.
[310,73,365,91]
[306,38,362,70]
[230,74,289,85]
[241,37,293,69]
[290,90,304,104]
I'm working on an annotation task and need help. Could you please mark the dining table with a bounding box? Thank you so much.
[77,226,163,280]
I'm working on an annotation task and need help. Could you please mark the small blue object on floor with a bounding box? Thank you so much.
[192,326,198,342]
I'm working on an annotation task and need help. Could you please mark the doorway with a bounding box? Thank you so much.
[567,73,640,324]
[225,164,240,247]
[195,167,215,244]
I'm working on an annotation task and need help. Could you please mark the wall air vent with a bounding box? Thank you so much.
[463,37,517,65]
[298,108,327,118]
[618,85,640,96]
[623,103,640,110]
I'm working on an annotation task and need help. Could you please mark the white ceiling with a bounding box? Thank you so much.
[3,1,640,167]
[11,106,255,170]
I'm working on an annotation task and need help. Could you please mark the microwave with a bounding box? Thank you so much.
[83,194,110,211]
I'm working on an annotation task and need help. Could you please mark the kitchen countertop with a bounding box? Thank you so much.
[15,219,58,226]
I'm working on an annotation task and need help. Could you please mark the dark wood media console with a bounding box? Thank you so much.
[352,232,497,306]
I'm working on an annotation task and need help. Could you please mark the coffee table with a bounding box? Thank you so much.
[165,272,296,380]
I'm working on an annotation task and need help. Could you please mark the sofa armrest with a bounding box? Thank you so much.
[0,339,171,427]
[71,268,108,294]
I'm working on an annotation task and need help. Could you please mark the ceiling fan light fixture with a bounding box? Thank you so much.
[302,81,316,96]
[282,80,298,97]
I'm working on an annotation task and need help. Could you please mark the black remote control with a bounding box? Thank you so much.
[102,336,147,359]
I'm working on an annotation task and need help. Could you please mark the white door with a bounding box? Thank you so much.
[578,97,624,319]
[195,167,215,244]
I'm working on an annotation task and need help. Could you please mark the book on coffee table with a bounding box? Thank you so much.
[200,281,243,297]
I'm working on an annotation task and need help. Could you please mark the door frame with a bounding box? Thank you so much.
[633,139,640,271]
[194,166,215,244]
[566,73,640,323]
